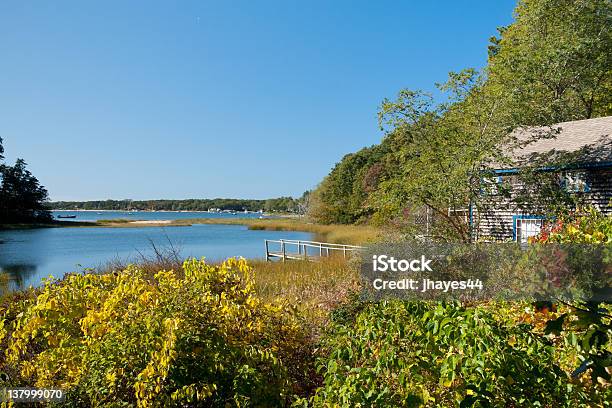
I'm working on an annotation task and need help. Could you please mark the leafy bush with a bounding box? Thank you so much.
[531,208,612,392]
[302,300,605,407]
[531,208,612,244]
[0,258,314,407]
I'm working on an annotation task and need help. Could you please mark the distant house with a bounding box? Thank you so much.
[472,116,612,242]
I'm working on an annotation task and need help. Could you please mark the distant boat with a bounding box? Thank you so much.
[57,215,77,219]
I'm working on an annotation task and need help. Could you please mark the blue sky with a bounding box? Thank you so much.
[0,1,516,201]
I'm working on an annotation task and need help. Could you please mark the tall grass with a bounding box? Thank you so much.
[95,218,133,224]
[42,217,384,245]
[173,218,384,245]
[0,272,11,297]
[251,257,360,336]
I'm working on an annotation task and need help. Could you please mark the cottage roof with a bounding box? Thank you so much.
[500,116,612,169]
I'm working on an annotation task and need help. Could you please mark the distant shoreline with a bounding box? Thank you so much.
[51,209,260,213]
[46,197,303,214]
[0,217,380,245]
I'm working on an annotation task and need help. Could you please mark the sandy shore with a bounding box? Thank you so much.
[128,220,172,224]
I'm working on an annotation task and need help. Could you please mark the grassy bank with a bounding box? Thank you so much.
[5,217,384,245]
[250,258,359,331]
[171,218,384,245]
[0,217,382,245]
[0,220,98,229]
[94,218,383,245]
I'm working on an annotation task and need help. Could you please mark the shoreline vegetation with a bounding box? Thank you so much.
[0,217,384,245]
[1,251,609,405]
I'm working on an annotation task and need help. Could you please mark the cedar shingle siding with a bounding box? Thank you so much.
[474,117,612,242]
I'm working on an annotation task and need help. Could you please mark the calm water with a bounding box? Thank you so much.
[52,210,264,222]
[0,211,312,290]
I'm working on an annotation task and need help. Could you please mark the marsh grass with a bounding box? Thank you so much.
[0,272,11,298]
[171,218,384,245]
[250,257,360,330]
[17,216,384,245]
[96,218,133,224]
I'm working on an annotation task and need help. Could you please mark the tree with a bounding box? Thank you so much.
[368,70,522,241]
[308,144,390,224]
[296,191,311,216]
[0,158,51,223]
[486,0,612,125]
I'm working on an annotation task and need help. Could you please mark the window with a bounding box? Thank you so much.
[514,216,544,243]
[481,175,503,195]
[560,171,590,193]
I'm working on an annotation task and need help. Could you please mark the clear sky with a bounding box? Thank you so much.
[0,1,517,201]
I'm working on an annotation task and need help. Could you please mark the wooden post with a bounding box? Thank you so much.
[343,246,347,259]
[303,244,308,260]
[298,240,302,255]
[265,240,269,261]
[281,239,286,262]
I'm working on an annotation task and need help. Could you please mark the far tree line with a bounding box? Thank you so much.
[49,194,309,214]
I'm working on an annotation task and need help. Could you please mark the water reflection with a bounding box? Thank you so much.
[0,224,313,291]
[0,264,38,294]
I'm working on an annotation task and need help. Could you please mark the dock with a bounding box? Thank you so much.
[264,239,364,261]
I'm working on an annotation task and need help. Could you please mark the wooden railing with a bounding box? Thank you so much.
[264,239,364,261]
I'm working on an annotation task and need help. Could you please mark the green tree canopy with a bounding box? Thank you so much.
[487,0,612,124]
[0,158,51,223]
[308,143,390,224]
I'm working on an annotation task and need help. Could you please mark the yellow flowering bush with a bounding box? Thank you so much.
[532,208,612,244]
[0,258,313,407]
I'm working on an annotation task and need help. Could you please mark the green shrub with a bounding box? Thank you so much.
[0,258,314,407]
[303,300,604,407]
[532,208,612,392]
[532,208,612,244]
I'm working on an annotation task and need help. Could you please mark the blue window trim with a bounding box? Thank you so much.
[479,175,503,195]
[492,160,612,176]
[560,171,591,193]
[512,214,547,242]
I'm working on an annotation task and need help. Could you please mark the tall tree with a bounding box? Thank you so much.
[308,144,390,224]
[370,70,517,240]
[0,159,51,223]
[487,0,612,125]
